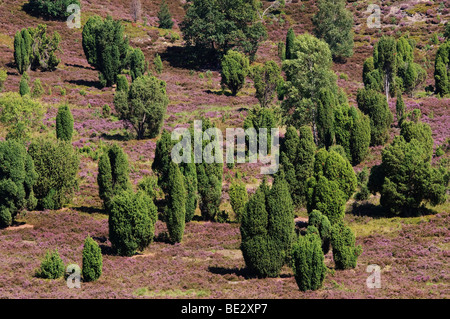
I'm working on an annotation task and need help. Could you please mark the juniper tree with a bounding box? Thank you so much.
[158,0,174,29]
[82,15,129,87]
[108,190,157,256]
[291,232,326,291]
[55,104,74,141]
[330,221,362,269]
[129,48,147,81]
[240,175,295,278]
[166,162,187,243]
[285,27,295,60]
[434,41,450,96]
[229,182,248,223]
[82,236,103,282]
[97,144,131,209]
[0,140,38,228]
[356,88,393,146]
[19,73,30,96]
[220,50,250,96]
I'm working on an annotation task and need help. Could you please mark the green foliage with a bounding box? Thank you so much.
[349,108,371,165]
[137,175,160,201]
[35,249,65,279]
[152,129,174,193]
[0,140,37,228]
[0,92,45,141]
[114,75,169,139]
[25,0,81,20]
[285,28,295,60]
[279,125,315,207]
[316,88,335,148]
[97,144,131,209]
[19,73,30,96]
[108,189,158,256]
[369,134,448,215]
[31,79,44,98]
[82,236,102,282]
[154,54,163,74]
[250,60,283,108]
[14,25,61,74]
[291,232,326,291]
[308,210,331,254]
[400,110,433,160]
[180,0,267,59]
[396,93,405,124]
[306,148,356,224]
[180,160,198,223]
[158,0,174,29]
[55,104,74,141]
[354,167,370,201]
[129,48,147,81]
[356,88,393,146]
[229,182,248,222]
[116,75,129,92]
[166,162,186,243]
[220,50,250,96]
[240,176,295,278]
[434,41,450,96]
[82,15,129,87]
[281,33,339,142]
[330,222,362,269]
[244,105,278,154]
[102,104,111,118]
[375,36,398,101]
[0,68,7,92]
[28,139,79,210]
[312,0,354,59]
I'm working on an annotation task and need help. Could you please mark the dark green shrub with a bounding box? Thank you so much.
[166,162,186,243]
[285,28,295,60]
[306,175,346,225]
[434,42,449,96]
[108,189,158,256]
[316,88,335,148]
[355,167,370,201]
[350,108,371,165]
[82,236,102,282]
[152,129,174,193]
[25,0,81,20]
[19,73,30,96]
[323,150,357,201]
[308,210,331,254]
[35,249,65,279]
[368,135,448,215]
[28,139,79,210]
[180,160,198,223]
[97,144,131,209]
[220,50,249,96]
[56,104,74,141]
[400,109,433,160]
[116,75,129,92]
[240,175,295,278]
[228,182,248,222]
[114,75,169,139]
[0,140,38,227]
[82,15,129,87]
[291,232,326,291]
[356,88,393,146]
[330,221,362,270]
[158,0,174,29]
[129,48,147,81]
